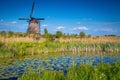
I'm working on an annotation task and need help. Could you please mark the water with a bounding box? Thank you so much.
[0,53,120,80]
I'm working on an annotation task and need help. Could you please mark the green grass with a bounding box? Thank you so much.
[18,62,120,80]
[0,41,120,58]
[18,70,65,80]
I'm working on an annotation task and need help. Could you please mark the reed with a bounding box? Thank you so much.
[0,36,120,58]
[0,41,120,58]
[18,62,120,80]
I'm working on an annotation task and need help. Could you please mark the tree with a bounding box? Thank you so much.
[43,28,49,39]
[88,34,92,38]
[8,31,14,37]
[44,28,48,34]
[56,30,63,38]
[0,31,6,37]
[79,31,86,38]
[104,34,116,36]
[71,34,78,38]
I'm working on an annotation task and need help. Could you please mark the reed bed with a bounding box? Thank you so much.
[0,39,120,58]
[0,36,120,43]
[0,36,120,58]
[60,36,120,43]
[0,37,45,43]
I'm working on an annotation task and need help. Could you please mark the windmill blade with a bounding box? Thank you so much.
[19,18,30,20]
[30,2,35,18]
[36,18,45,20]
[38,20,41,34]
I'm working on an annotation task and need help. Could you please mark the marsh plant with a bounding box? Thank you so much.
[0,41,120,58]
[18,62,120,80]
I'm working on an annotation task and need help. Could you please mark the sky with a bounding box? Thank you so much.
[0,0,120,36]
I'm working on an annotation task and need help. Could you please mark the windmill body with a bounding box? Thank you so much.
[19,2,44,34]
[28,18,39,34]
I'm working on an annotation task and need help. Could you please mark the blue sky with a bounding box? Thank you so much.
[0,0,120,36]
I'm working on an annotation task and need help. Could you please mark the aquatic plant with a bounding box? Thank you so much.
[0,55,120,80]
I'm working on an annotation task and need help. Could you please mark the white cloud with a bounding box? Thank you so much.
[56,26,65,30]
[11,21,17,24]
[73,26,88,31]
[42,24,48,27]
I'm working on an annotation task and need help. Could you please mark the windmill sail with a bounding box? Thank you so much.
[36,18,45,20]
[30,2,35,18]
[19,2,44,34]
[19,18,30,20]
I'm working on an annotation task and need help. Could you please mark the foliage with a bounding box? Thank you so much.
[0,31,28,38]
[8,31,14,37]
[88,34,92,38]
[56,30,63,38]
[0,31,6,37]
[104,34,116,36]
[18,62,120,80]
[43,33,55,41]
[44,28,48,34]
[79,31,86,38]
[0,41,120,58]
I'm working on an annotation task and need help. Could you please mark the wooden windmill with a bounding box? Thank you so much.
[19,2,44,39]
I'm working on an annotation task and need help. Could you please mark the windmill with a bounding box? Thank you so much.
[19,2,44,39]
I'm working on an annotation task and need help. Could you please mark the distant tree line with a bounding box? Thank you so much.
[0,30,90,39]
[42,28,91,40]
[104,34,116,36]
[0,31,28,37]
[0,28,117,40]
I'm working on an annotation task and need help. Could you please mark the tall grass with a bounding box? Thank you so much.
[18,62,120,80]
[0,41,120,58]
[0,36,120,58]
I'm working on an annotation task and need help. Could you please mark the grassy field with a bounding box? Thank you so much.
[0,36,120,58]
[0,36,120,43]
